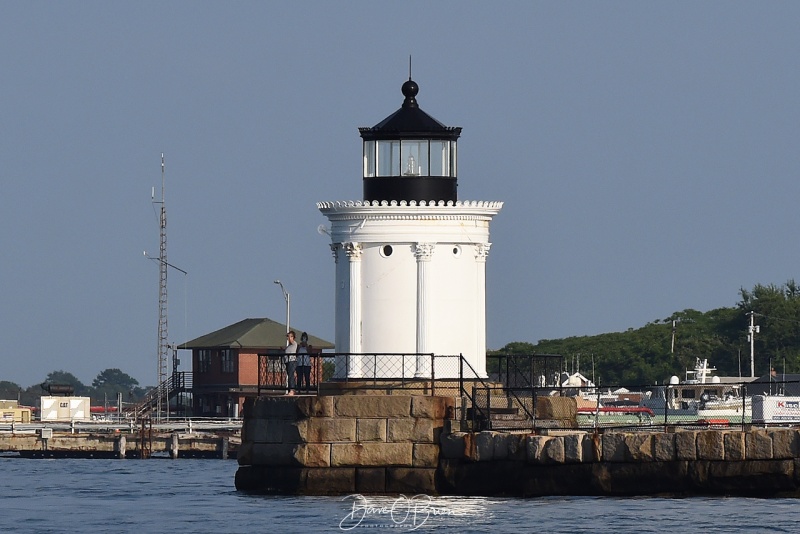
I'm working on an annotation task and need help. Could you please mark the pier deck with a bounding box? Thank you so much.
[0,421,241,459]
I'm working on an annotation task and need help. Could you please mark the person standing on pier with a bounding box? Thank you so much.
[284,330,298,395]
[296,332,311,393]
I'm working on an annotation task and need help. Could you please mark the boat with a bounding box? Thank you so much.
[641,358,752,424]
[576,405,655,427]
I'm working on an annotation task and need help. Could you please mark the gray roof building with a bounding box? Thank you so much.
[181,318,334,350]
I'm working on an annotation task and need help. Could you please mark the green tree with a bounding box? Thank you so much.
[0,381,23,401]
[92,368,139,390]
[19,385,40,407]
[91,368,145,405]
[42,370,88,396]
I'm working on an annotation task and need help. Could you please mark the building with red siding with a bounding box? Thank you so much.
[181,318,333,417]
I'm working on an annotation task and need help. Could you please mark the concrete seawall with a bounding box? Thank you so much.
[235,395,800,496]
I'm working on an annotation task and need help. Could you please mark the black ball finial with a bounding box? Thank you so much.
[402,79,419,98]
[401,79,419,108]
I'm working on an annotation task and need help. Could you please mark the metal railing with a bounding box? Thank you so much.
[125,371,193,420]
[254,352,800,432]
[458,356,800,432]
[472,378,800,433]
[460,354,565,432]
[258,352,328,396]
[258,352,460,396]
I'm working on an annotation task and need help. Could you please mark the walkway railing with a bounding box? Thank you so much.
[468,377,800,433]
[258,352,447,396]
[256,352,800,432]
[125,371,193,421]
[460,354,565,432]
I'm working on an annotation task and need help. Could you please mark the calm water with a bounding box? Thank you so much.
[2,457,800,533]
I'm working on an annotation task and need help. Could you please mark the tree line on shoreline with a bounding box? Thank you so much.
[492,281,800,387]
[0,368,149,407]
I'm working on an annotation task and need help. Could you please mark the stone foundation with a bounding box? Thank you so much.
[236,394,800,496]
[236,395,452,494]
[439,428,800,496]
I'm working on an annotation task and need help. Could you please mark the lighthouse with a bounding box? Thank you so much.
[317,77,502,379]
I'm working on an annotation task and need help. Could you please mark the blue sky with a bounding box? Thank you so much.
[2,3,799,387]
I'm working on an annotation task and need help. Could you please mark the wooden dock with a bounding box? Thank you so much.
[0,422,241,459]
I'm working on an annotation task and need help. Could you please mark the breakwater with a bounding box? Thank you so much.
[235,394,800,496]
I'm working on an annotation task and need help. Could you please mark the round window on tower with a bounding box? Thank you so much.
[380,245,393,258]
[452,245,461,257]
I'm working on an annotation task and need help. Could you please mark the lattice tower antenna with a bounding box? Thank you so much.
[155,154,169,422]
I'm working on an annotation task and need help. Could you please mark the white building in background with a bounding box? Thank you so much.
[318,78,502,380]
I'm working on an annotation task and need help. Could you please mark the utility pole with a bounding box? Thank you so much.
[746,311,760,378]
[274,280,290,342]
[671,320,676,356]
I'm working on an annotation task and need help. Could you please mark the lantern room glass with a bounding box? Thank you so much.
[401,140,428,176]
[376,140,400,177]
[363,140,375,177]
[429,140,449,177]
[365,139,457,178]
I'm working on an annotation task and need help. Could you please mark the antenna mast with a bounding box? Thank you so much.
[156,154,169,422]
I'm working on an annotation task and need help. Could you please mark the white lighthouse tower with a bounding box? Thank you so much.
[318,77,502,380]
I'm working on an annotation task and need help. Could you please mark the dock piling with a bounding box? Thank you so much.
[115,435,127,459]
[170,432,179,459]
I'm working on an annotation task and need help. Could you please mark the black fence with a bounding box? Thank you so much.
[257,352,800,432]
[468,378,800,433]
[257,352,327,396]
[257,352,464,396]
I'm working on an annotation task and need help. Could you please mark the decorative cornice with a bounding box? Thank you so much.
[317,200,503,223]
[326,213,494,222]
[317,200,503,209]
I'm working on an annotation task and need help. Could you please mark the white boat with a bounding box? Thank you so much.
[643,358,751,423]
[668,358,752,421]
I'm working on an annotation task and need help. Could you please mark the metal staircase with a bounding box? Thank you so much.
[126,371,193,420]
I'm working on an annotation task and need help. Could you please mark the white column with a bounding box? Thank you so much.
[474,243,491,379]
[344,242,363,378]
[331,243,348,379]
[414,243,434,378]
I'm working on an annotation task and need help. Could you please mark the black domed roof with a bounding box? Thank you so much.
[359,78,461,141]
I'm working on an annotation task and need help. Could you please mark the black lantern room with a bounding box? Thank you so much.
[359,78,461,203]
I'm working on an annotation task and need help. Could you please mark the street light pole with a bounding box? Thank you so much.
[274,280,290,345]
[747,311,759,378]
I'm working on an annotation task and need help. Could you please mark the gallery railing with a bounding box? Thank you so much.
[258,352,463,396]
[257,351,326,396]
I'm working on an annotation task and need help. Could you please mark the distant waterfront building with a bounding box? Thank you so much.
[182,318,333,416]
[317,78,502,379]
